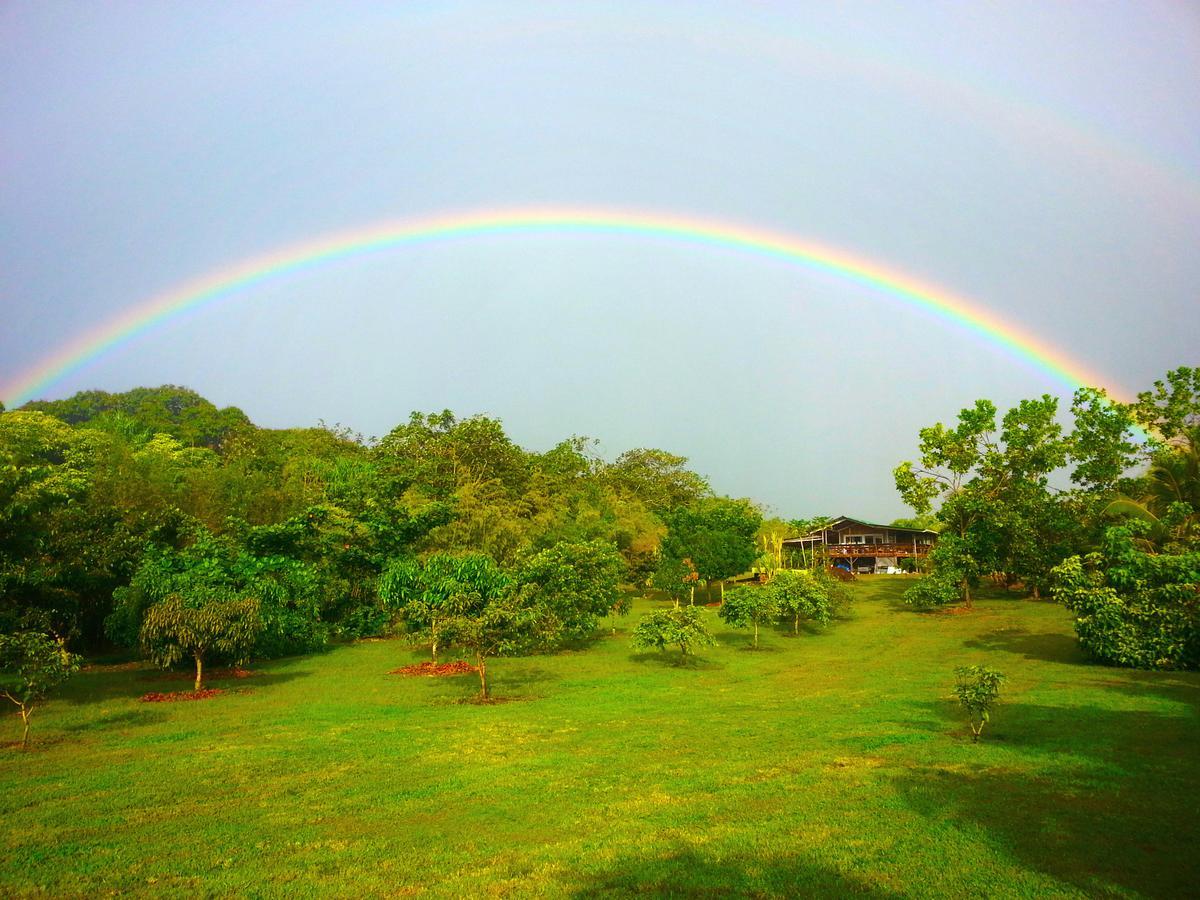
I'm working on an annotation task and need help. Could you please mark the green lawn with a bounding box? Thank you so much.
[3,577,1197,897]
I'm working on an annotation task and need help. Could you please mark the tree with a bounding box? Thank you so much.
[604,448,711,515]
[442,592,537,701]
[717,585,780,648]
[512,540,626,642]
[0,631,81,748]
[1050,525,1200,670]
[651,555,700,605]
[660,498,762,601]
[895,396,1069,606]
[953,665,1006,742]
[379,553,509,663]
[768,570,834,634]
[139,596,262,691]
[631,604,716,664]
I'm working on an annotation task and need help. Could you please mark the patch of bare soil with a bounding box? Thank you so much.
[390,660,475,677]
[139,689,225,703]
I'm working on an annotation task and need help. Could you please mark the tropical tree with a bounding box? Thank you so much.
[717,585,780,648]
[895,396,1069,606]
[768,569,835,634]
[953,665,1006,742]
[379,553,509,663]
[631,604,716,664]
[660,498,762,601]
[0,631,81,748]
[139,596,262,691]
[512,539,626,642]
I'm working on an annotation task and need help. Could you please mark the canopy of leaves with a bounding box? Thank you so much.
[1050,525,1200,670]
[0,631,81,707]
[631,604,716,661]
[140,595,262,671]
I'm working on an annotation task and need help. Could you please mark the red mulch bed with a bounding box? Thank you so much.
[389,660,475,677]
[143,667,258,682]
[140,689,225,703]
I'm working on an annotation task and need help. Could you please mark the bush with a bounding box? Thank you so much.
[1050,526,1200,669]
[903,574,961,609]
[632,604,715,663]
[953,665,1006,742]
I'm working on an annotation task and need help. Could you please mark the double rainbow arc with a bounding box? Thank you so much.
[1,206,1126,406]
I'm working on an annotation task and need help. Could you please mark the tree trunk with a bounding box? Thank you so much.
[20,706,30,750]
[194,654,204,692]
[476,653,488,700]
[719,580,725,603]
[961,576,972,609]
[794,613,800,635]
[1031,583,1040,600]
[753,619,759,649]
[689,585,695,606]
[431,619,439,663]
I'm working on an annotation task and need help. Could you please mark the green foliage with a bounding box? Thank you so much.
[953,665,1006,742]
[379,553,510,663]
[604,448,711,515]
[651,555,699,604]
[0,631,81,747]
[23,385,250,450]
[660,497,762,586]
[140,595,262,690]
[513,539,627,641]
[108,528,326,659]
[1050,525,1200,669]
[718,585,780,648]
[896,395,1073,605]
[631,603,716,663]
[768,570,836,634]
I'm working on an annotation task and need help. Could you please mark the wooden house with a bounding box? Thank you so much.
[782,516,938,574]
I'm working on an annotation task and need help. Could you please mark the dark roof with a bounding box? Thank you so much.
[782,515,939,544]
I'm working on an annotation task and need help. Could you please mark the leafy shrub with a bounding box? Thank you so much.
[632,604,715,663]
[718,585,780,648]
[1050,526,1200,669]
[953,665,1006,742]
[768,570,834,634]
[903,574,961,609]
[0,631,82,748]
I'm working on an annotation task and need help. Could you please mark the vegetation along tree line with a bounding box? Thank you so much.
[0,367,1197,740]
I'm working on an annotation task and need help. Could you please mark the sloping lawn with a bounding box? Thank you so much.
[2,577,1197,897]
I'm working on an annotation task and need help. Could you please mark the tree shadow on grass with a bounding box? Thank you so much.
[60,667,312,706]
[58,708,169,732]
[567,847,898,897]
[962,627,1088,664]
[628,651,724,670]
[890,760,1198,898]
[1082,670,1200,706]
[895,697,1198,897]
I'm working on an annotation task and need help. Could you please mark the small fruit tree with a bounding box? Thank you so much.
[140,595,262,691]
[0,631,81,749]
[632,603,716,664]
[953,665,1006,742]
[717,585,780,649]
[769,570,835,635]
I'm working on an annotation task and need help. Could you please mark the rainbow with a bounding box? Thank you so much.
[2,206,1130,406]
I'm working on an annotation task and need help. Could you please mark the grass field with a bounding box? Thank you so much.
[3,577,1198,897]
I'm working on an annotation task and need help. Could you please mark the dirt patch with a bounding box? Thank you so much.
[140,689,226,703]
[936,606,975,616]
[390,660,475,677]
[142,667,259,682]
[82,661,144,673]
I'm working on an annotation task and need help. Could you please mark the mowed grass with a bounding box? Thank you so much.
[2,578,1198,898]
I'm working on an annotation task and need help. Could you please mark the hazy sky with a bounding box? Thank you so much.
[3,2,1198,520]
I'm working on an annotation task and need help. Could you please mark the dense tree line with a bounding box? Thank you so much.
[1,386,755,669]
[895,366,1200,669]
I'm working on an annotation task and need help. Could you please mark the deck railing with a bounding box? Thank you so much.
[820,542,932,558]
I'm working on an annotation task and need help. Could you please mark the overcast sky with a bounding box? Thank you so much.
[3,1,1198,520]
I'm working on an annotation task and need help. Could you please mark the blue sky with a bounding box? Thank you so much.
[3,1,1198,519]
